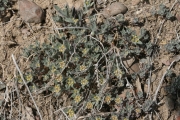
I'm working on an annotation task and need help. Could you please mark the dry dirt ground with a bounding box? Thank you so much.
[0,0,180,120]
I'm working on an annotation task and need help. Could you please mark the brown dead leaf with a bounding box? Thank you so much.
[135,77,142,93]
[122,57,140,74]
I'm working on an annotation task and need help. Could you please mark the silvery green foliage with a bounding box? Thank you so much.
[152,4,174,20]
[21,0,155,119]
[142,99,154,112]
[0,0,9,17]
[165,39,180,53]
[165,75,180,94]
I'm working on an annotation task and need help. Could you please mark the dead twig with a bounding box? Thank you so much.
[154,0,179,44]
[11,54,43,120]
[153,56,180,102]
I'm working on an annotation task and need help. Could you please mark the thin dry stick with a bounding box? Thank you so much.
[77,111,119,120]
[0,63,5,80]
[55,27,89,30]
[1,86,9,118]
[88,35,105,50]
[154,0,178,44]
[9,91,13,119]
[97,96,105,111]
[175,23,180,41]
[13,68,23,119]
[59,108,70,120]
[11,54,43,120]
[153,60,176,102]
[146,57,153,98]
[154,110,163,120]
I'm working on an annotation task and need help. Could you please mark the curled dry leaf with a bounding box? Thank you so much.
[18,0,44,23]
[135,77,142,93]
[122,57,140,74]
[101,2,128,18]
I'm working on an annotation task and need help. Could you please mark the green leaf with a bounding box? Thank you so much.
[52,15,63,22]
[54,5,65,17]
[64,18,74,23]
[0,6,5,11]
[64,40,70,52]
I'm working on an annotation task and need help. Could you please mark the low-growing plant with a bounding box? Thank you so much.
[165,39,180,53]
[19,0,157,119]
[165,74,180,95]
[0,0,9,16]
[152,4,174,20]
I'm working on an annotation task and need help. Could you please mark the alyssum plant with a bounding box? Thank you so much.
[20,0,152,119]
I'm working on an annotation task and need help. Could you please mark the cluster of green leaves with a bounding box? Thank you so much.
[165,74,180,95]
[0,0,9,15]
[21,0,154,119]
[164,73,180,110]
[165,39,180,53]
[152,4,174,20]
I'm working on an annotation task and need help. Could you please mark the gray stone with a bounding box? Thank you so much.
[18,0,44,23]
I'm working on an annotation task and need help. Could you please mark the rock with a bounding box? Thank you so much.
[101,2,128,18]
[18,0,44,23]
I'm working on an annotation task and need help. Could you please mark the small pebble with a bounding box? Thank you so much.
[101,2,128,18]
[18,0,44,23]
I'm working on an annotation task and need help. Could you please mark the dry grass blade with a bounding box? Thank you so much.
[11,54,43,120]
